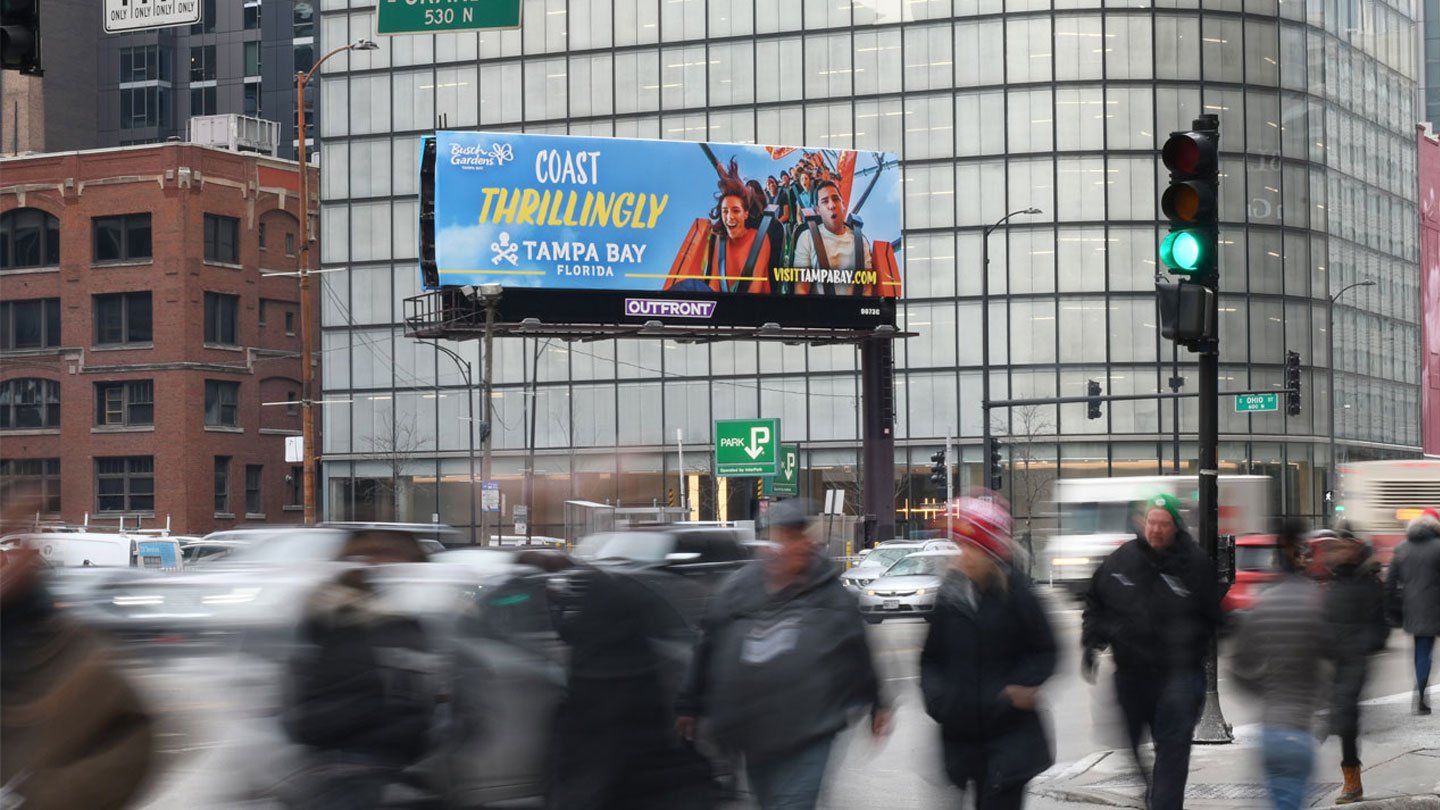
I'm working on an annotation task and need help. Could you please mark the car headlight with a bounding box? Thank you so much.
[1052,557,1091,567]
[914,588,927,596]
[112,594,165,606]
[865,589,877,597]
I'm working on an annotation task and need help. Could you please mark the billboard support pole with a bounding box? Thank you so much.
[860,338,896,543]
[677,428,687,514]
[480,287,499,545]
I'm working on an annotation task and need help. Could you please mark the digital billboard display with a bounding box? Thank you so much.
[420,131,902,330]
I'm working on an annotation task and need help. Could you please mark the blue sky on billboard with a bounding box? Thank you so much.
[428,131,903,298]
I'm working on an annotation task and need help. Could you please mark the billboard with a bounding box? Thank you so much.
[420,131,902,330]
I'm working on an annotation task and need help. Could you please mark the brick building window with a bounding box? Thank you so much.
[204,380,240,427]
[96,456,154,512]
[204,214,240,264]
[93,214,152,262]
[0,459,61,512]
[1,298,61,351]
[286,389,298,416]
[203,292,238,345]
[0,378,60,430]
[93,292,153,345]
[245,465,263,514]
[95,380,154,427]
[1,208,61,270]
[214,456,231,513]
[287,465,303,507]
[258,223,267,251]
[285,232,295,256]
[285,310,295,335]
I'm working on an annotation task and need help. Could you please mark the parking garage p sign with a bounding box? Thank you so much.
[715,419,780,477]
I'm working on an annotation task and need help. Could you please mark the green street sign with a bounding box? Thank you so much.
[714,419,780,477]
[1234,393,1279,413]
[376,0,521,35]
[771,444,800,496]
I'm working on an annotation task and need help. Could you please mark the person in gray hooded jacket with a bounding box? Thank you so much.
[675,500,892,810]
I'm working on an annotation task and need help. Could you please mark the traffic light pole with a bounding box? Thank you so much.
[1194,338,1231,744]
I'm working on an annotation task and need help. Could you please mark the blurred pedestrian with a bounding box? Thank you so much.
[1080,492,1222,810]
[548,563,715,810]
[921,497,1057,810]
[0,486,156,810]
[1232,518,1331,810]
[280,530,439,809]
[675,499,892,810]
[1384,507,1440,715]
[1319,524,1388,803]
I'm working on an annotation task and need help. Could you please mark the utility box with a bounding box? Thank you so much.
[188,114,281,157]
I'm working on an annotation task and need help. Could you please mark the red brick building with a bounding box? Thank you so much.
[0,143,318,535]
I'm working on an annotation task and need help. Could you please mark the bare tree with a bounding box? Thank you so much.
[996,406,1057,578]
[361,410,425,519]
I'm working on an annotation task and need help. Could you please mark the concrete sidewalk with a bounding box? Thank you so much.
[1033,687,1440,809]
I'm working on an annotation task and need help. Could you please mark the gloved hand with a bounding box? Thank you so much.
[1081,647,1099,685]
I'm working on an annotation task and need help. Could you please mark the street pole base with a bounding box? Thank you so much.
[1193,690,1233,744]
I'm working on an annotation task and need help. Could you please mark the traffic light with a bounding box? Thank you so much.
[1086,379,1103,420]
[987,439,1003,491]
[1159,123,1219,280]
[1,0,41,75]
[1285,350,1302,416]
[929,450,947,489]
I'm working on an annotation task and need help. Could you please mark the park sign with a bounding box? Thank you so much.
[771,444,800,496]
[376,0,521,35]
[104,0,202,33]
[1234,393,1279,413]
[715,419,780,477]
[418,131,903,331]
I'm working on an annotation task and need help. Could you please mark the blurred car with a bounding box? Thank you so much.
[841,540,956,592]
[574,525,752,609]
[856,549,959,623]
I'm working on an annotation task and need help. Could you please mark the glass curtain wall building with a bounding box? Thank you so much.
[315,0,1420,538]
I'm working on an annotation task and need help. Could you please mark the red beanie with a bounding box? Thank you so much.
[948,496,1014,563]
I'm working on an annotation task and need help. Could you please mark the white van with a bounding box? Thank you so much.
[0,532,185,571]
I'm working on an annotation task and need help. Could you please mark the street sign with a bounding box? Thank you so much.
[714,418,780,477]
[1234,393,1279,413]
[481,481,500,512]
[104,0,203,34]
[376,0,521,35]
[772,444,800,496]
[285,435,303,463]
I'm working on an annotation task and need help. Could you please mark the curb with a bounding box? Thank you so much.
[1311,798,1440,810]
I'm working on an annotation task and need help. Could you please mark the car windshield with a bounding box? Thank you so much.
[860,548,912,570]
[574,532,675,563]
[1236,545,1279,572]
[882,554,952,577]
[1061,502,1140,536]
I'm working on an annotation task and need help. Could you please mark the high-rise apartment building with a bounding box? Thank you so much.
[313,0,1422,539]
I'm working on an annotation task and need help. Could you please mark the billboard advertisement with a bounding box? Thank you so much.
[420,131,902,330]
[1419,126,1440,455]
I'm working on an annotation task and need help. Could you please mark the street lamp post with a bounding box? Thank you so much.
[420,341,477,545]
[296,38,378,525]
[980,208,1042,493]
[477,284,502,544]
[1327,279,1376,524]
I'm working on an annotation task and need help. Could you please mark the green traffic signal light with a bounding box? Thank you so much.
[1160,230,1206,273]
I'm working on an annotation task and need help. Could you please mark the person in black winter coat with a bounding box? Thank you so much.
[1081,492,1222,810]
[921,497,1057,810]
[281,531,438,810]
[1320,526,1388,804]
[1385,508,1440,715]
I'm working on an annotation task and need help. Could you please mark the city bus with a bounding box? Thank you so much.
[1337,459,1440,564]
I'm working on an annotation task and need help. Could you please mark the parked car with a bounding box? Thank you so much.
[856,549,959,623]
[841,540,956,592]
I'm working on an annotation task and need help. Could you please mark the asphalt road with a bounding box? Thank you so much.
[128,586,1425,809]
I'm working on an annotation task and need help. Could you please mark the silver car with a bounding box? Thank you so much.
[856,550,959,623]
[840,540,957,592]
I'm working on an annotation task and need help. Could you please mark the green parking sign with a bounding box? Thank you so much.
[714,419,780,477]
[771,445,800,496]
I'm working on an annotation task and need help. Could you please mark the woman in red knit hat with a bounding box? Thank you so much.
[920,496,1058,810]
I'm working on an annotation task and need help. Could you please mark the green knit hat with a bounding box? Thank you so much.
[1141,491,1185,530]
